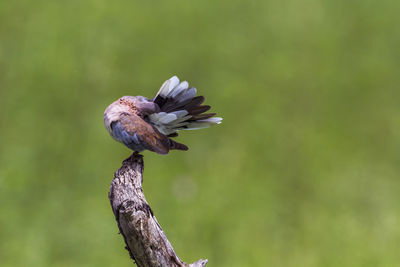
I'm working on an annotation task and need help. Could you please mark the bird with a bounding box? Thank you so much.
[104,76,222,155]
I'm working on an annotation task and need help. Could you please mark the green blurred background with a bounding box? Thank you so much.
[1,0,399,266]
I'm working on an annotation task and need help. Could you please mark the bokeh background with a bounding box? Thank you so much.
[1,0,399,266]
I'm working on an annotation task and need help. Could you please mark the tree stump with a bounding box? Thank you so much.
[109,153,208,267]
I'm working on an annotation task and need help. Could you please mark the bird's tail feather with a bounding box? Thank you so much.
[169,139,188,151]
[150,76,222,136]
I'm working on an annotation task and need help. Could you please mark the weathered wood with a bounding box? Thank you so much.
[109,153,208,267]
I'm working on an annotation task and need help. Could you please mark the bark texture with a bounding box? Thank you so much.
[109,153,208,267]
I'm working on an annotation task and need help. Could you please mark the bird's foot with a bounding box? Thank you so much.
[129,151,141,160]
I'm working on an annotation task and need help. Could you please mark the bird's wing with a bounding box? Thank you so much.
[149,76,222,136]
[113,113,171,154]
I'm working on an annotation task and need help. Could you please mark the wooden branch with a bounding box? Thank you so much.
[109,153,208,267]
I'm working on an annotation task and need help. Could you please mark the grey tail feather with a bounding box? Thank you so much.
[169,139,188,151]
[153,77,200,113]
[161,95,212,120]
[155,93,199,113]
[151,76,222,135]
[156,92,219,123]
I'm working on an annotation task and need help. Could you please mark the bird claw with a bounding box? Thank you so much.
[129,151,141,160]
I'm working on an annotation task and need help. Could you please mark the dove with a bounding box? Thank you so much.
[104,76,222,155]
